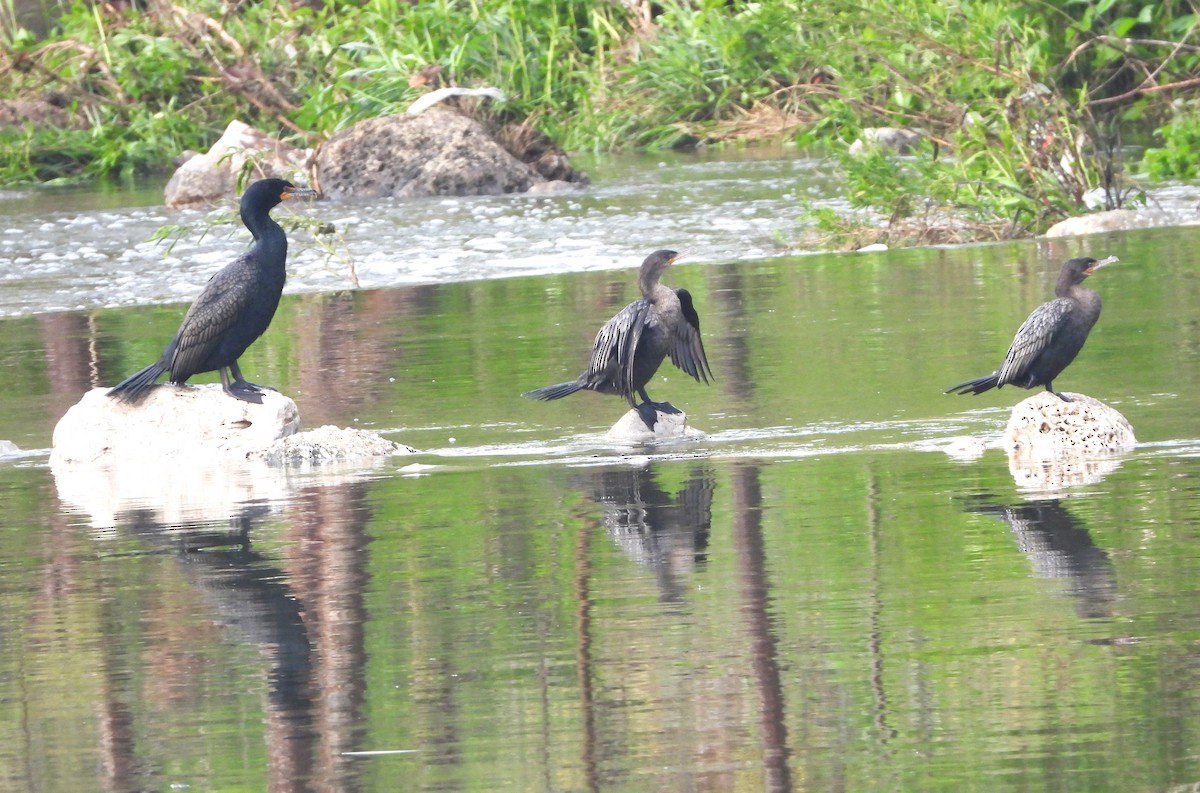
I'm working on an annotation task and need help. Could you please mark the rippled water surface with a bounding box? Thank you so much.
[4,152,1200,792]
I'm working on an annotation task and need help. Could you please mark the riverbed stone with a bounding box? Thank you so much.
[1044,208,1200,238]
[605,406,705,443]
[50,384,301,464]
[1001,392,1135,491]
[252,424,417,465]
[848,127,924,156]
[164,119,312,208]
[50,387,416,527]
[1004,391,1135,457]
[313,108,544,200]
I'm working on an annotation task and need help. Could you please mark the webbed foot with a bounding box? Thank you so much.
[226,380,266,404]
[635,402,660,431]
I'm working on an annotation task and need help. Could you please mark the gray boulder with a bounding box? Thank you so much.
[164,120,313,208]
[314,108,544,200]
[253,424,416,466]
[605,406,705,443]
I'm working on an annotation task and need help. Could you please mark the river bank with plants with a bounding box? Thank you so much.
[1,0,1198,246]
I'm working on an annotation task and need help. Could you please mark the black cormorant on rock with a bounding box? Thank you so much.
[946,255,1117,401]
[108,178,315,404]
[524,249,713,429]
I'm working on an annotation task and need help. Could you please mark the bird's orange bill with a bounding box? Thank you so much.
[668,251,688,265]
[1087,255,1119,273]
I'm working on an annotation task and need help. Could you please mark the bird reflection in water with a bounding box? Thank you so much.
[120,506,314,718]
[969,498,1117,620]
[585,465,715,602]
[111,484,371,793]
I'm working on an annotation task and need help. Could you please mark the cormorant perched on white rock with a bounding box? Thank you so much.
[108,178,316,404]
[525,249,713,429]
[946,255,1117,402]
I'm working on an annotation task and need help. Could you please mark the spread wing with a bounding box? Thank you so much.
[667,288,713,384]
[588,298,652,396]
[168,256,256,378]
[997,297,1073,385]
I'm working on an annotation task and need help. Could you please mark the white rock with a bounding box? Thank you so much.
[50,387,414,528]
[848,127,924,157]
[1004,391,1135,458]
[1044,208,1200,238]
[1000,392,1135,491]
[605,406,705,443]
[51,385,299,465]
[163,120,313,208]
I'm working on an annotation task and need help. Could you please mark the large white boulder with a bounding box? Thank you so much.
[50,385,415,528]
[1044,208,1200,238]
[51,385,299,464]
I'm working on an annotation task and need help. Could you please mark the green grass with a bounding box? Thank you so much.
[0,0,1196,239]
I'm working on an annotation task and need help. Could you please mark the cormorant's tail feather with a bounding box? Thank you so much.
[944,374,1000,396]
[107,362,168,403]
[523,381,584,401]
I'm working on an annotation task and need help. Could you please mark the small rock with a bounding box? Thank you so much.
[1002,392,1135,491]
[848,127,924,157]
[938,435,991,462]
[526,179,582,195]
[164,120,313,208]
[605,406,705,443]
[253,425,417,466]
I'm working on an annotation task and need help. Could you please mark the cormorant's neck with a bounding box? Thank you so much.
[638,268,664,296]
[1056,277,1090,300]
[242,209,284,243]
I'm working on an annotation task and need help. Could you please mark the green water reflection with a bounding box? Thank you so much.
[3,225,1200,791]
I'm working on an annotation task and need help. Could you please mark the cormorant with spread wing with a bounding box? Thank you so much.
[946,255,1117,401]
[525,249,713,429]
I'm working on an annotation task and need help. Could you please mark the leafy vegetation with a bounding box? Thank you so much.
[1144,109,1200,180]
[0,0,1197,243]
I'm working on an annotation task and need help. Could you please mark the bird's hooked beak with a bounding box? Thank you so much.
[1086,255,1119,273]
[668,251,688,266]
[281,186,319,201]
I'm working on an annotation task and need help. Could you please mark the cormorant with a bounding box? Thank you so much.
[108,178,316,404]
[524,249,713,430]
[945,255,1118,401]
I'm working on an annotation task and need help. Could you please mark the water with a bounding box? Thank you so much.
[4,152,1200,791]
